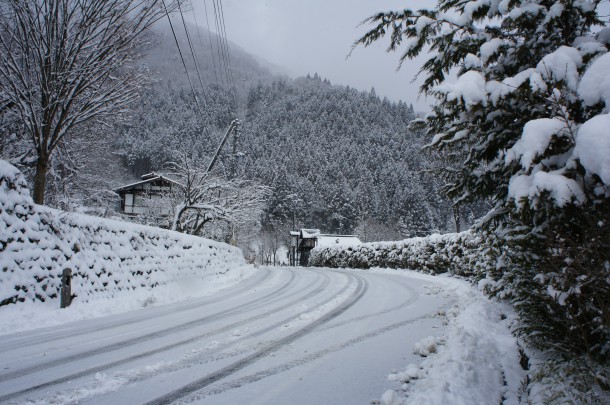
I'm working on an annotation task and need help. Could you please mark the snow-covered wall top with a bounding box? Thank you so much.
[0,160,250,307]
[309,231,494,279]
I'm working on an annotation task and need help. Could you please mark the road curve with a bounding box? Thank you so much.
[0,267,457,405]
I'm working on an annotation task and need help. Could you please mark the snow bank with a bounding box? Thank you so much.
[378,275,524,405]
[0,160,251,308]
[309,231,494,279]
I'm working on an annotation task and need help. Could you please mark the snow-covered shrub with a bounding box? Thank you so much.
[309,230,495,280]
[0,160,250,307]
[353,0,610,398]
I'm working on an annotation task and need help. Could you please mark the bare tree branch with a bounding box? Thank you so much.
[0,0,180,204]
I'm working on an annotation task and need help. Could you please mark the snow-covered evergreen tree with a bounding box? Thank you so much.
[355,0,609,400]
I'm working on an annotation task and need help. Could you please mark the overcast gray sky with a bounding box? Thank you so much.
[191,0,437,112]
[192,1,609,112]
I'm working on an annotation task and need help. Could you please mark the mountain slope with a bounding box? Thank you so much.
[238,76,452,236]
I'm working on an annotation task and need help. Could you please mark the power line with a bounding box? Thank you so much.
[211,0,231,88]
[199,0,220,86]
[213,0,237,107]
[162,0,201,110]
[177,0,207,105]
[217,0,236,94]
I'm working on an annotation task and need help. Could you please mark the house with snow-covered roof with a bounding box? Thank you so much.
[114,173,181,220]
[289,228,361,266]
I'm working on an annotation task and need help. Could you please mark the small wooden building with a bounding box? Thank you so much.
[114,173,181,217]
[289,228,361,266]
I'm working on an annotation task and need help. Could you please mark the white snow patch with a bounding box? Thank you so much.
[413,335,443,357]
[509,3,544,19]
[480,38,505,64]
[536,46,582,91]
[508,171,585,207]
[434,70,487,106]
[464,53,482,69]
[574,113,610,184]
[596,28,610,45]
[543,2,564,24]
[380,389,399,405]
[579,52,610,109]
[506,118,567,168]
[415,16,434,35]
[486,68,536,105]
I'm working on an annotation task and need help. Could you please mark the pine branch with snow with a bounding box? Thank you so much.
[355,0,610,400]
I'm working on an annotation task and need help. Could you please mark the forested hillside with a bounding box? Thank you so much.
[110,20,465,241]
[2,18,462,242]
[239,75,453,236]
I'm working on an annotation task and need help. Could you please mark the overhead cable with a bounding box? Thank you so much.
[217,0,236,95]
[212,0,232,89]
[199,0,221,86]
[162,0,201,109]
[177,0,207,104]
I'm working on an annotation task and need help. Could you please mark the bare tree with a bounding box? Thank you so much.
[167,156,270,237]
[0,0,176,204]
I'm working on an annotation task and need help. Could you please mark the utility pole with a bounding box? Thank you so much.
[206,119,240,175]
[230,121,240,179]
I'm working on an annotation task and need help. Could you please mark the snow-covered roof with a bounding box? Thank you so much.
[317,234,362,247]
[115,173,182,192]
[300,229,321,239]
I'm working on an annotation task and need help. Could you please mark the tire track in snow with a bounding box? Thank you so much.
[126,271,358,378]
[0,269,298,385]
[318,270,420,332]
[144,272,368,405]
[0,268,273,352]
[183,299,456,402]
[0,269,338,403]
[21,271,361,404]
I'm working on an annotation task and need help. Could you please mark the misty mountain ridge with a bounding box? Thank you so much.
[143,16,282,107]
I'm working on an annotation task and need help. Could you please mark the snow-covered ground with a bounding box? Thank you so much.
[0,266,524,404]
[1,161,524,403]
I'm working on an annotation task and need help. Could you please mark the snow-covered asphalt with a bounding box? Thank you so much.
[0,267,459,404]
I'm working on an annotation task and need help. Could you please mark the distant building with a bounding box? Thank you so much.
[289,228,361,266]
[114,173,181,219]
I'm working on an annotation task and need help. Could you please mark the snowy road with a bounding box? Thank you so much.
[0,267,458,404]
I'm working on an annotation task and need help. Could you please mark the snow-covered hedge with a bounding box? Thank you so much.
[0,160,250,306]
[309,231,494,278]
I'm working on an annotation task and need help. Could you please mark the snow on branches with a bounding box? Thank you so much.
[355,0,609,210]
[0,0,179,205]
[355,1,610,399]
[165,156,270,238]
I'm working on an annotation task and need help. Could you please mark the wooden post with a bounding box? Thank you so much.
[60,268,72,309]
